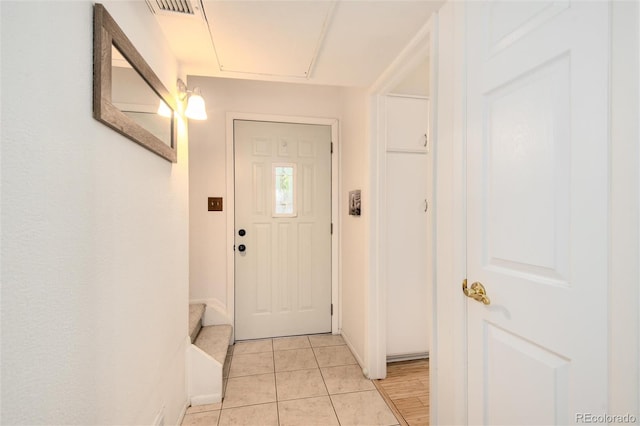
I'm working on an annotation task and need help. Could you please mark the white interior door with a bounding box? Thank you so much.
[234,120,332,340]
[385,95,430,358]
[466,2,609,424]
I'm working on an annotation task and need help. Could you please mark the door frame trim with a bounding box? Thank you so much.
[225,112,341,338]
[366,15,436,378]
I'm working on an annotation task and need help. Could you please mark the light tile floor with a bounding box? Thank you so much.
[182,334,400,426]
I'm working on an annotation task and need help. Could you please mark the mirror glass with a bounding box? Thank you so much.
[111,46,172,147]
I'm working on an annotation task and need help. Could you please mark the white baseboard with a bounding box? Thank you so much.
[190,393,222,406]
[152,406,165,426]
[176,401,188,426]
[340,330,368,378]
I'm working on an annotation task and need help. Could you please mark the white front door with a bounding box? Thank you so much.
[234,120,332,340]
[466,2,609,424]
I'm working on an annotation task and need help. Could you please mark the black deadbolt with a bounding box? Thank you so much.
[238,244,246,252]
[238,229,246,237]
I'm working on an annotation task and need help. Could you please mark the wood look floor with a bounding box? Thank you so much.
[374,359,429,426]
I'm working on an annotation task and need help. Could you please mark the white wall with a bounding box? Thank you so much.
[390,56,430,97]
[186,77,371,363]
[338,88,370,365]
[1,2,190,424]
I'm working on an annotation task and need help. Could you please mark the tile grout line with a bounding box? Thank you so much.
[217,342,233,426]
[311,340,343,426]
[216,398,221,426]
[374,385,408,426]
[214,335,405,426]
[272,342,280,426]
[317,339,380,425]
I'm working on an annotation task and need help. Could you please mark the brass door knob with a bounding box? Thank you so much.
[462,279,491,305]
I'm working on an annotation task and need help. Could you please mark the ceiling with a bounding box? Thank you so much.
[146,0,443,87]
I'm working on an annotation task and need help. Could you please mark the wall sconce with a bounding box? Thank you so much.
[177,78,208,120]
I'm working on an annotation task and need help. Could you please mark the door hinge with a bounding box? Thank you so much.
[331,142,334,154]
[331,303,334,316]
[331,223,333,234]
[233,244,236,251]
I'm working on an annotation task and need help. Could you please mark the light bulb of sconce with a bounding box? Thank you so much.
[185,89,207,120]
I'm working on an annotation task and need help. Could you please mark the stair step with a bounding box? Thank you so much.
[194,324,233,365]
[189,304,206,344]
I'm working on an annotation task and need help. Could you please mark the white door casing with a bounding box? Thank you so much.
[234,120,332,340]
[367,17,435,381]
[466,2,609,424]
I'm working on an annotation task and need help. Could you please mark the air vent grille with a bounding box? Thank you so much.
[150,0,194,15]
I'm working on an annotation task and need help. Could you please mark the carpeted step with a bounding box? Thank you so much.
[194,324,233,365]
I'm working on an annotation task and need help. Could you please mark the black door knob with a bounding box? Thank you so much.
[238,244,246,252]
[238,229,246,236]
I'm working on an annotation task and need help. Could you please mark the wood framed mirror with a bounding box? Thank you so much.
[93,3,178,163]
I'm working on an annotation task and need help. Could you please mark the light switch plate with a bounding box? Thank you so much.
[208,197,223,211]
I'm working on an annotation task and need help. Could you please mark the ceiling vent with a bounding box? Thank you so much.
[146,0,200,16]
